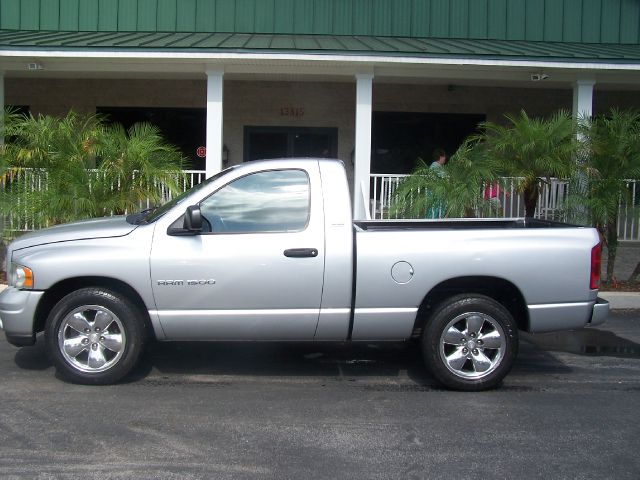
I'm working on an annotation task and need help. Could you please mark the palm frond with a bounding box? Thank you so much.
[2,111,188,226]
[391,139,500,218]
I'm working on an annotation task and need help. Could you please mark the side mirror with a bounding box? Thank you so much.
[183,205,203,232]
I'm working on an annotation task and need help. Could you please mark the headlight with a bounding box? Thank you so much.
[9,263,34,289]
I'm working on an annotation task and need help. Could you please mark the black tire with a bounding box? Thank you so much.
[44,288,146,385]
[422,294,518,391]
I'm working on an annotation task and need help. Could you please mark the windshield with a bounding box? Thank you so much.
[127,167,236,225]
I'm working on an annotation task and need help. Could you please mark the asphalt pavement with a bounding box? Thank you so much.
[0,311,638,479]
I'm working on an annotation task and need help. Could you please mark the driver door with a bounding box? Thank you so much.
[149,167,325,340]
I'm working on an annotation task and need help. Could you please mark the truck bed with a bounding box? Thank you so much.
[354,218,579,231]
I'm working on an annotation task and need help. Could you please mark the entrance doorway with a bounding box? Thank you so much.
[244,126,338,162]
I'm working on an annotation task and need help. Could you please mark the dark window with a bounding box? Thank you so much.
[248,131,288,161]
[371,112,486,174]
[200,169,310,234]
[244,126,337,162]
[8,105,29,116]
[97,107,206,170]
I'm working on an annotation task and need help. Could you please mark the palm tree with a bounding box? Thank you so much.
[0,109,20,269]
[97,122,185,215]
[481,110,577,217]
[568,108,640,285]
[0,108,19,190]
[2,111,103,226]
[1,111,187,232]
[391,139,502,219]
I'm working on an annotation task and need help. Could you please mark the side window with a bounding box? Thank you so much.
[200,169,310,234]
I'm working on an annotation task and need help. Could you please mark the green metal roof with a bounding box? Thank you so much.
[1,30,640,63]
[2,0,639,45]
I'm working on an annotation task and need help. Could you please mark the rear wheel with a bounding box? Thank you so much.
[45,288,146,385]
[422,294,518,391]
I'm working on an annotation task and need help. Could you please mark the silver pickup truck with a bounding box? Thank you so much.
[0,158,609,390]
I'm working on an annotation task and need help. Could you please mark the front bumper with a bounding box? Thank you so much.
[0,286,44,347]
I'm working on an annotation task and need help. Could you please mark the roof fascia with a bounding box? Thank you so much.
[1,48,640,72]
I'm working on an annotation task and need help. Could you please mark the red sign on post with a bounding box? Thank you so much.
[196,146,206,158]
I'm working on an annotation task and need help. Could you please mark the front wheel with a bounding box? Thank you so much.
[45,288,146,385]
[422,294,518,391]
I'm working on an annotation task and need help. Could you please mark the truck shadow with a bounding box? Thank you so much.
[131,340,434,385]
[521,329,640,358]
[129,338,576,387]
[13,334,50,371]
[12,325,638,387]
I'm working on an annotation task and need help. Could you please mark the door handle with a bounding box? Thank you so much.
[284,248,318,258]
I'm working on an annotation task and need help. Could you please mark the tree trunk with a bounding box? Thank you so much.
[629,261,640,283]
[523,182,539,218]
[605,220,618,287]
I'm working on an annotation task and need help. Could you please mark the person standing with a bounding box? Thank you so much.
[427,148,447,218]
[430,148,447,172]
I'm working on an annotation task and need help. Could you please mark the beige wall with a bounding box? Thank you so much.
[6,78,206,115]
[6,77,639,173]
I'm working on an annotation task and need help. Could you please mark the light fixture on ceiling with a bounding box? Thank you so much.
[530,73,549,81]
[27,62,44,71]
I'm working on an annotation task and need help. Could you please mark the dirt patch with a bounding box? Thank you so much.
[602,280,640,292]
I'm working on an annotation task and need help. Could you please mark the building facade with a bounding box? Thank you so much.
[1,0,639,218]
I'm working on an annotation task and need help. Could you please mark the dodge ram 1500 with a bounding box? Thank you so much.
[0,158,609,390]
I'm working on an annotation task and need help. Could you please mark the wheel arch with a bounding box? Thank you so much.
[34,277,154,339]
[412,276,529,337]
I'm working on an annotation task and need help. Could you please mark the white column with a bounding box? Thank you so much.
[354,72,373,220]
[206,68,224,178]
[572,79,595,206]
[573,79,595,122]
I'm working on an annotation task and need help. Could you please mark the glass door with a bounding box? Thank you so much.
[244,126,338,162]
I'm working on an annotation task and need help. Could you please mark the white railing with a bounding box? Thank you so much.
[1,169,207,236]
[619,179,640,241]
[3,170,639,242]
[370,174,640,241]
[146,169,207,207]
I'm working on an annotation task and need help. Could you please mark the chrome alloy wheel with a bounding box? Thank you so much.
[57,305,126,373]
[439,312,507,380]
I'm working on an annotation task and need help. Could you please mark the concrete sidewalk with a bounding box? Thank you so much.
[598,291,640,309]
